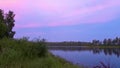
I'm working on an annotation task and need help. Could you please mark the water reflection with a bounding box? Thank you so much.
[93,48,120,58]
[48,46,120,57]
[49,46,120,68]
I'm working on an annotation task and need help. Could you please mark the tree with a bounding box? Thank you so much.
[107,38,112,45]
[0,23,7,38]
[118,38,120,45]
[0,9,4,23]
[0,9,7,38]
[103,39,107,45]
[5,11,15,38]
[0,9,15,39]
[92,40,101,45]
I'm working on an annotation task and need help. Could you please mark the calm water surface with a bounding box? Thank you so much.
[49,46,120,68]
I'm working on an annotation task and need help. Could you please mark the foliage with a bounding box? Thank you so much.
[0,23,7,38]
[0,38,47,67]
[92,37,120,46]
[0,9,15,39]
[0,38,79,68]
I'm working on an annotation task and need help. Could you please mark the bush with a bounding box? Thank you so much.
[0,38,47,67]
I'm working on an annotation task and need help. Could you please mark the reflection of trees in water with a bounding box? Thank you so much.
[92,48,120,57]
[49,46,120,57]
[48,46,92,51]
[92,48,102,54]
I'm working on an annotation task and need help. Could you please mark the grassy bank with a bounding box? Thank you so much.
[0,38,79,68]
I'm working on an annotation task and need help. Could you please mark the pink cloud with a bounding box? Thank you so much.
[15,23,43,28]
[0,0,22,10]
[62,0,120,18]
[15,9,119,29]
[1,0,120,29]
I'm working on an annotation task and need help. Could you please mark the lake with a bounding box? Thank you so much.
[49,46,120,68]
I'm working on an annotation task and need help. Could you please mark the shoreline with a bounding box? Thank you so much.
[47,45,120,48]
[50,53,81,68]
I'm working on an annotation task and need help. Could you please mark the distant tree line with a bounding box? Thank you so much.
[92,37,120,46]
[0,9,15,39]
[47,41,91,46]
[47,37,120,46]
[47,42,81,46]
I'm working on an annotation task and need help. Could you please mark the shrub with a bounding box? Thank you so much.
[0,38,47,67]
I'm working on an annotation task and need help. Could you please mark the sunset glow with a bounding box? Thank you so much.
[0,0,120,41]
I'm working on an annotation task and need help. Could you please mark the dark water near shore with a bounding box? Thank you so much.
[49,46,120,68]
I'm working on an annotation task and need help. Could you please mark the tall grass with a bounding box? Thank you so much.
[0,38,79,68]
[0,37,47,68]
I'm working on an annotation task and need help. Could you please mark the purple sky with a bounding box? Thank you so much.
[0,0,120,42]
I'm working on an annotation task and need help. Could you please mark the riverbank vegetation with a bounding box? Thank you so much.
[0,38,79,68]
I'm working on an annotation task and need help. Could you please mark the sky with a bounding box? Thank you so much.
[0,0,120,42]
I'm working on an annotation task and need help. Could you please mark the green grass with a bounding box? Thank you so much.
[6,54,79,68]
[0,38,79,68]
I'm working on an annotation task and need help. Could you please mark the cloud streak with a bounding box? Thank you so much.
[0,0,120,29]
